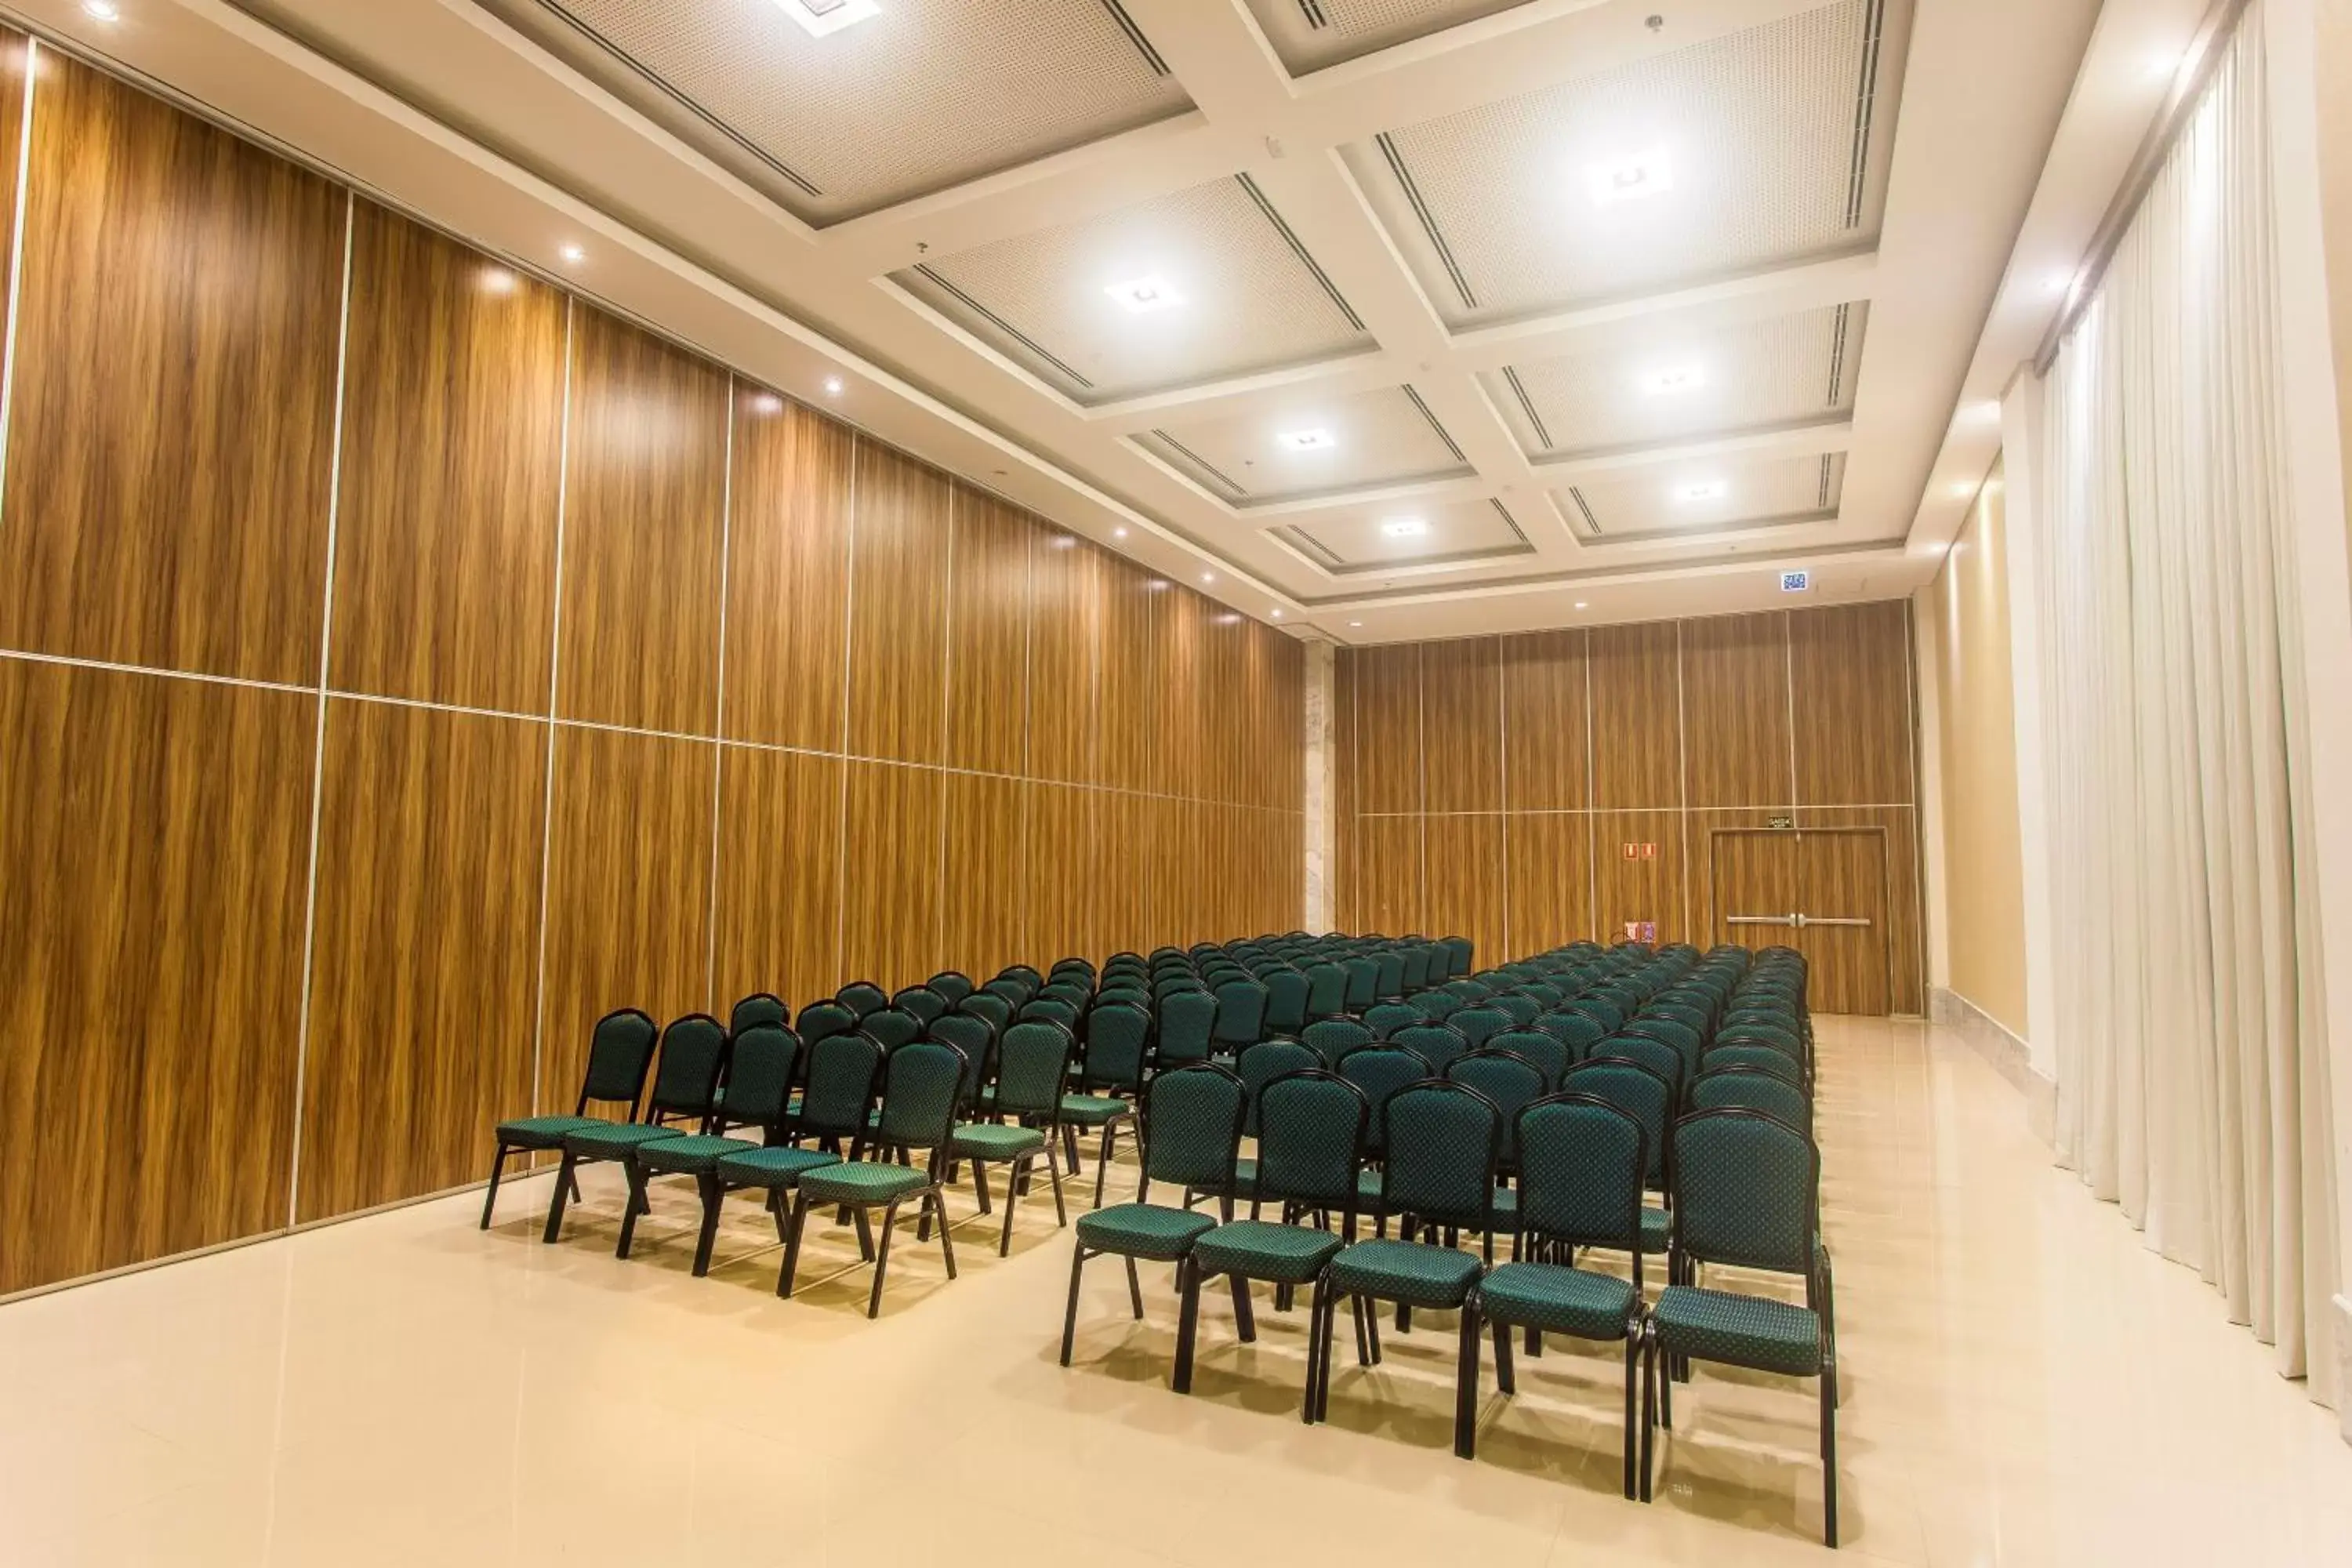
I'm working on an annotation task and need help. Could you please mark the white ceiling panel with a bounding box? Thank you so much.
[1279,495,1534,572]
[1134,383,1469,503]
[484,0,1191,223]
[898,175,1374,403]
[1488,301,1867,458]
[1557,451,1846,540]
[1243,0,1537,74]
[1356,0,1898,326]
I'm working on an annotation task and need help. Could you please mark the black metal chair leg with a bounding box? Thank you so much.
[1093,1123,1120,1210]
[1301,1275,1327,1425]
[867,1200,900,1319]
[542,1153,578,1243]
[480,1146,509,1229]
[778,1190,813,1298]
[1230,1275,1257,1343]
[614,1160,651,1258]
[1492,1316,1516,1396]
[1173,1258,1201,1393]
[1526,1323,1543,1357]
[1123,1254,1145,1319]
[933,1189,957,1280]
[690,1173,724,1276]
[1821,1351,1839,1548]
[1621,1334,1641,1501]
[1639,1327,1657,1503]
[1364,1296,1384,1364]
[999,1156,1024,1257]
[770,1186,792,1243]
[971,1160,993,1216]
[1045,1146,1067,1227]
[1060,1246,1089,1367]
[851,1205,877,1261]
[1454,1299,1482,1460]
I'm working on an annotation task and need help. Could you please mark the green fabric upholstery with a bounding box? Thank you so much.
[495,1114,603,1149]
[1080,1003,1152,1094]
[644,1014,729,1121]
[564,1122,691,1157]
[875,1040,964,1148]
[636,1134,757,1174]
[1650,1285,1823,1375]
[728,993,789,1035]
[1514,1096,1645,1251]
[1672,1111,1817,1272]
[1337,1046,1431,1153]
[1075,1202,1217,1261]
[579,1009,659,1103]
[797,1031,884,1141]
[1060,1094,1131,1127]
[797,1161,930,1205]
[1139,1065,1246,1192]
[993,1021,1073,1118]
[714,1145,840,1189]
[1254,1071,1369,1210]
[1191,1220,1345,1285]
[796,1000,859,1044]
[1643,1206,1669,1254]
[1301,1018,1373,1065]
[950,1123,1047,1160]
[715,1025,799,1127]
[837,982,891,1017]
[1156,989,1218,1065]
[1378,1083,1498,1229]
[1329,1238,1481,1307]
[1476,1261,1639,1339]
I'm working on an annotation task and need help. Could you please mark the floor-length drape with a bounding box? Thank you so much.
[2032,1,2339,1400]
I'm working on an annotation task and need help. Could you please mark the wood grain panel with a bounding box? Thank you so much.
[1027,534,1102,783]
[1022,782,1100,964]
[1098,790,1152,956]
[1151,587,1204,800]
[298,699,546,1220]
[848,445,952,764]
[725,396,855,752]
[1682,612,1793,809]
[1801,806,1926,1013]
[1423,637,1503,813]
[1792,601,1916,806]
[841,760,946,985]
[1692,809,1799,950]
[1097,558,1157,793]
[555,308,729,735]
[1200,608,1247,804]
[1425,815,1503,967]
[715,746,842,1010]
[1504,630,1588,811]
[1267,635,1303,812]
[539,726,715,1108]
[329,203,566,711]
[1590,622,1684,810]
[1142,796,1190,946]
[1504,813,1592,960]
[1593,809,1688,946]
[0,31,21,394]
[0,662,311,1293]
[1359,643,1425,815]
[942,771,1025,981]
[1358,814,1425,935]
[946,487,1031,775]
[1334,647,1359,931]
[0,56,343,684]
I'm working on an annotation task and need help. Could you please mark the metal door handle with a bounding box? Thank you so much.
[1725,915,1797,927]
[1799,916,1870,929]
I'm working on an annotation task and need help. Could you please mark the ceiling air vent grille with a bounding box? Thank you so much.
[1845,0,1889,229]
[1101,1,1173,75]
[1296,1,1334,27]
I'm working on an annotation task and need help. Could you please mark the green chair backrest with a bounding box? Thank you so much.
[891,985,947,1025]
[837,981,890,1018]
[1693,1065,1809,1128]
[925,970,975,1004]
[1488,1029,1570,1089]
[1446,1050,1546,1164]
[1399,944,1436,992]
[1261,967,1310,1034]
[797,1000,858,1046]
[1138,1064,1247,1202]
[1341,957,1380,1011]
[1363,1002,1421,1040]
[1595,1034,1684,1102]
[993,1022,1074,1120]
[1255,1069,1370,1214]
[1156,989,1218,1066]
[1210,978,1269,1049]
[1378,1081,1498,1231]
[1080,1001,1152,1094]
[1515,1094,1646,1257]
[1439,936,1475,977]
[1392,1022,1470,1073]
[1414,990,1465,1022]
[647,1014,729,1121]
[1704,1044,1805,1087]
[1336,1044,1433,1154]
[1519,982,1564,1008]
[1001,964,1045,992]
[929,1011,997,1105]
[877,1040,967,1150]
[728,993,789,1036]
[957,993,1013,1035]
[1238,1040,1319,1137]
[861,1007,925,1053]
[1372,950,1406,1000]
[1018,996,1080,1030]
[715,1024,800,1129]
[1563,1056,1674,1187]
[1532,1009,1606,1060]
[1451,1006,1511,1050]
[982,976,1033,1009]
[1040,979,1092,1010]
[1303,962,1348,1019]
[797,1030,884,1141]
[1718,1020,1804,1057]
[578,1007,659,1109]
[1301,1017,1373,1065]
[1671,1109,1819,1276]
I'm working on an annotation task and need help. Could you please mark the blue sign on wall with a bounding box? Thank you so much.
[1780,569,1811,593]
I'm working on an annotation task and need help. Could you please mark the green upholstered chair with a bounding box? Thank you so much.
[1489,993,1541,1028]
[1439,936,1475,977]
[1692,1065,1811,1131]
[1040,981,1093,1014]
[1314,1081,1499,1454]
[1065,1000,1151,1208]
[1178,1068,1370,1417]
[728,993,789,1036]
[1532,1008,1607,1062]
[1210,977,1270,1055]
[837,981,891,1018]
[1341,956,1380,1013]
[1446,1047,1546,1202]
[891,985,947,1025]
[622,1023,800,1275]
[1371,950,1406,1002]
[1399,942,1438,993]
[1623,1015,1702,1084]
[1392,1021,1471,1073]
[1228,1038,1319,1205]
[481,1007,657,1229]
[1335,1044,1431,1167]
[860,1007,925,1053]
[1049,957,1097,986]
[1261,967,1310,1036]
[925,970,975,1004]
[1156,988,1218,1069]
[779,1039,968,1317]
[1301,1017,1373,1065]
[956,991,1013,1037]
[1703,1043,1806,1087]
[1060,1063,1247,1380]
[1487,1028,1570,1091]
[929,1011,998,1112]
[1000,964,1045,995]
[1569,997,1625,1034]
[1362,1002,1422,1040]
[982,975,1032,1010]
[1646,999,1713,1036]
[1596,1034,1686,1107]
[1303,961,1349,1021]
[1518,982,1565,1009]
[1564,1057,1676,1260]
[796,1000,859,1047]
[1414,990,1464,1022]
[1018,995,1080,1030]
[949,1019,1071,1256]
[543,1014,728,1244]
[1646,1109,1837,1544]
[712,1029,880,1279]
[1477,1094,1650,1497]
[1450,1006,1512,1051]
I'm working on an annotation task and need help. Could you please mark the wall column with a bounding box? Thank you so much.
[1303,639,1335,931]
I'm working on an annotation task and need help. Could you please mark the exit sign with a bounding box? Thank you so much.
[1780,569,1811,593]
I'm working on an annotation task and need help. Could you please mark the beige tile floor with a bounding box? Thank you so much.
[5,1016,2349,1566]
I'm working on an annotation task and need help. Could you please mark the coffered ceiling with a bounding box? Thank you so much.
[24,0,2216,643]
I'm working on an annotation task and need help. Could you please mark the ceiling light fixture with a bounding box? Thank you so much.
[1574,601,1589,610]
[1641,365,1705,396]
[1950,481,1977,499]
[1586,148,1674,207]
[751,393,784,416]
[1271,608,1283,619]
[1348,621,1363,629]
[1112,526,1128,538]
[1201,572,1215,583]
[1105,274,1183,314]
[479,268,517,296]
[1379,517,1428,539]
[774,0,881,39]
[559,243,586,264]
[822,376,844,396]
[1675,481,1728,503]
[1279,428,1335,452]
[82,1,120,21]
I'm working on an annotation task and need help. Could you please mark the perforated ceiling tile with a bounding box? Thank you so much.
[1556,451,1845,540]
[897,176,1375,403]
[1358,0,1896,325]
[1243,0,1537,74]
[1135,385,1468,503]
[500,0,1191,223]
[1486,302,1867,458]
[1282,496,1532,572]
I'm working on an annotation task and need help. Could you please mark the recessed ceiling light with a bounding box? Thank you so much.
[774,0,881,38]
[1348,620,1363,628]
[1112,526,1128,539]
[1271,608,1283,619]
[822,376,844,396]
[82,1,120,21]
[1950,481,1977,499]
[1586,148,1674,207]
[1675,481,1728,503]
[1574,601,1589,610]
[558,243,586,264]
[1379,517,1428,539]
[1105,275,1183,313]
[1641,365,1705,396]
[750,392,784,416]
[479,268,517,296]
[1201,572,1215,583]
[1279,429,1335,452]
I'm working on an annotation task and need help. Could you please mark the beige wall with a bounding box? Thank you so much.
[1929,459,2031,1036]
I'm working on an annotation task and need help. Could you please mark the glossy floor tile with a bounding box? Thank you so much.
[3,1017,2347,1565]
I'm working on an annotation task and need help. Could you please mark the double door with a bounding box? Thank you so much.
[1708,828,1892,1016]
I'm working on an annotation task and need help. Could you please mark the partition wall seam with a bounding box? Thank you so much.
[285,190,357,1226]
[1784,610,1800,806]
[704,376,735,1008]
[1497,639,1510,958]
[1676,620,1691,944]
[1584,630,1597,942]
[528,297,577,1118]
[935,485,956,964]
[833,434,859,978]
[0,38,34,535]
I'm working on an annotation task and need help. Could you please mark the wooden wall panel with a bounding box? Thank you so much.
[1098,791,1152,956]
[1334,647,1360,931]
[848,444,952,764]
[1504,630,1588,811]
[945,488,1032,776]
[1590,622,1684,810]
[1151,588,1204,800]
[1097,559,1157,794]
[1593,810,1688,946]
[1268,635,1304,812]
[298,701,546,1221]
[1802,806,1926,1014]
[0,663,311,1294]
[841,760,946,985]
[1358,815,1425,935]
[1690,808,1798,948]
[1682,612,1793,808]
[1142,796,1189,946]
[0,56,343,684]
[1028,536,1103,784]
[1504,813,1592,960]
[724,397,854,752]
[330,203,567,712]
[1423,637,1503,813]
[1023,782,1100,963]
[1359,642,1425,815]
[942,771,1026,981]
[714,746,842,1009]
[1425,815,1504,964]
[1200,610,1247,804]
[1792,601,1916,806]
[556,309,730,735]
[539,727,715,1106]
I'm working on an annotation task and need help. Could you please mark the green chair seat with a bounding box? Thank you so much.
[951,1123,1047,1160]
[494,1114,604,1149]
[1328,1238,1481,1308]
[564,1122,691,1157]
[797,1161,931,1206]
[1475,1262,1639,1341]
[1650,1285,1822,1376]
[1059,1094,1132,1127]
[713,1145,841,1189]
[1191,1221,1345,1286]
[1074,1203,1216,1261]
[636,1134,758,1174]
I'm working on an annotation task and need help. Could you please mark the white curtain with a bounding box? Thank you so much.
[2034,2,2339,1400]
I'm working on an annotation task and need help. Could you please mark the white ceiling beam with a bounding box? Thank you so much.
[1532,417,1857,484]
